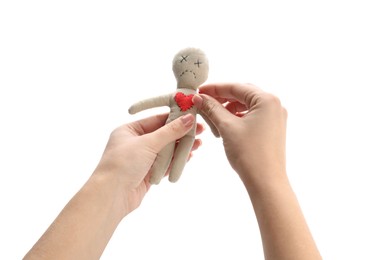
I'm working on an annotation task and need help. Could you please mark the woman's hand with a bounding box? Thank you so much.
[93,113,204,215]
[194,83,287,186]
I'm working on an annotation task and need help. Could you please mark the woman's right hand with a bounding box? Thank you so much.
[194,83,288,187]
[195,83,322,260]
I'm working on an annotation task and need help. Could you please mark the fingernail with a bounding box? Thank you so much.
[192,94,203,109]
[181,114,194,127]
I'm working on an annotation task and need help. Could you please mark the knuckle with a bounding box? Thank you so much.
[263,93,282,107]
[166,120,181,133]
[246,92,262,108]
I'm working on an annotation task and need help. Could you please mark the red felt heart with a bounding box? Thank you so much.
[174,92,194,111]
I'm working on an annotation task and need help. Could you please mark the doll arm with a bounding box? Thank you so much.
[128,94,171,114]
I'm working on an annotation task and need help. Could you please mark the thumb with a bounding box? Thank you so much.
[193,94,233,129]
[149,114,194,151]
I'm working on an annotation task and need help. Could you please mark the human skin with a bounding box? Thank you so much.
[23,113,204,260]
[23,82,321,260]
[193,82,322,260]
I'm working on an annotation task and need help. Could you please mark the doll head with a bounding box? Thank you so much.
[172,47,209,90]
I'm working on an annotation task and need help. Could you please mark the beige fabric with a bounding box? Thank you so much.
[129,47,218,184]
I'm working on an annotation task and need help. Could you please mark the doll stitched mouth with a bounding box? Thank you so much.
[179,70,197,79]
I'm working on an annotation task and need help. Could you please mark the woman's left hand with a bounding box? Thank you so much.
[93,113,204,215]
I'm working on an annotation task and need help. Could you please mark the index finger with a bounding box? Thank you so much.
[199,83,265,108]
[129,113,205,136]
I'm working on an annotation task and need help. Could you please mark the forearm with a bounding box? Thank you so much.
[243,171,321,260]
[24,173,126,260]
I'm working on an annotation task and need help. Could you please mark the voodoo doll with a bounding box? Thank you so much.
[128,47,219,184]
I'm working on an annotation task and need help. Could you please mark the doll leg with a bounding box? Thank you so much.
[149,141,175,185]
[168,135,195,183]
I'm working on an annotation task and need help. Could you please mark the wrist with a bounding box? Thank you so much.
[238,166,289,197]
[87,171,129,220]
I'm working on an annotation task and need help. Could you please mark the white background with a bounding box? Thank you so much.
[1,1,389,259]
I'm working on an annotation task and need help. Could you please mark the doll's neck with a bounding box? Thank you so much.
[176,87,197,94]
[177,82,198,91]
[177,82,197,90]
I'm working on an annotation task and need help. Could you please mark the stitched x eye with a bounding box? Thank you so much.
[194,59,202,67]
[180,55,188,63]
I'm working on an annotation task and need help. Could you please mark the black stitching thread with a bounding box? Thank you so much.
[179,70,196,79]
[180,55,188,63]
[194,59,202,67]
